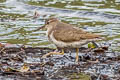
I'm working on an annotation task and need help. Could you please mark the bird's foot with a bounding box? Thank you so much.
[75,48,79,63]
[42,52,64,58]
[42,52,53,58]
[75,56,79,62]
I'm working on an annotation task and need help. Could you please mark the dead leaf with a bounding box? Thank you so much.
[88,43,96,48]
[88,59,99,63]
[6,67,19,72]
[31,70,44,75]
[4,43,20,48]
[94,48,105,53]
[0,43,4,47]
[18,65,30,72]
[101,46,108,50]
[0,48,5,53]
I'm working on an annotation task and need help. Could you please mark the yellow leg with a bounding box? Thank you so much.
[42,49,64,58]
[75,48,79,62]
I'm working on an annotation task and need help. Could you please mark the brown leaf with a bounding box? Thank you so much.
[18,65,30,72]
[5,67,19,72]
[101,46,108,50]
[0,43,4,47]
[94,48,105,53]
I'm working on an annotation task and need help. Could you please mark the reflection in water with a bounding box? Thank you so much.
[0,0,120,51]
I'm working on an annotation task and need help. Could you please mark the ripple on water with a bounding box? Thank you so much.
[0,0,120,80]
[0,0,120,51]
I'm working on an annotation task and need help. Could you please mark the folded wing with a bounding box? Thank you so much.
[53,22,100,42]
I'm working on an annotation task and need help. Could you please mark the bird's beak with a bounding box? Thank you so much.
[34,25,46,31]
[38,25,46,30]
[40,25,47,30]
[40,25,46,29]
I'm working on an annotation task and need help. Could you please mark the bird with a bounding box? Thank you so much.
[41,18,101,62]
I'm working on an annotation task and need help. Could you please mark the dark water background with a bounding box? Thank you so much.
[0,0,120,51]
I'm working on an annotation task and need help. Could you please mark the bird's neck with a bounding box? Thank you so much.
[46,23,57,38]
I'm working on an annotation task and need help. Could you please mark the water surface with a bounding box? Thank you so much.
[0,0,120,51]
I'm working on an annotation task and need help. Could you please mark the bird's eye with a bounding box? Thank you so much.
[45,19,53,24]
[45,20,50,24]
[47,22,49,24]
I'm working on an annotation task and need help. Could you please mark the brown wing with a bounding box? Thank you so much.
[53,22,100,42]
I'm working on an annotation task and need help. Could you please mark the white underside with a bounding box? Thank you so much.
[48,32,96,48]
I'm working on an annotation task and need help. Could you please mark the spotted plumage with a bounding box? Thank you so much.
[41,18,101,62]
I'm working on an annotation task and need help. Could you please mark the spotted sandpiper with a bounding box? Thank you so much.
[41,18,101,62]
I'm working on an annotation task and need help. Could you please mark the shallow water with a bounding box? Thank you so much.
[1,1,120,80]
[0,0,120,51]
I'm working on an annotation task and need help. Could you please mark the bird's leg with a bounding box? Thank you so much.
[75,48,79,62]
[42,49,64,58]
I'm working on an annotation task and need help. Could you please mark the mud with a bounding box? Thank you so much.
[0,46,120,80]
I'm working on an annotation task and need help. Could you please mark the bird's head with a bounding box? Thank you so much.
[41,18,59,29]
